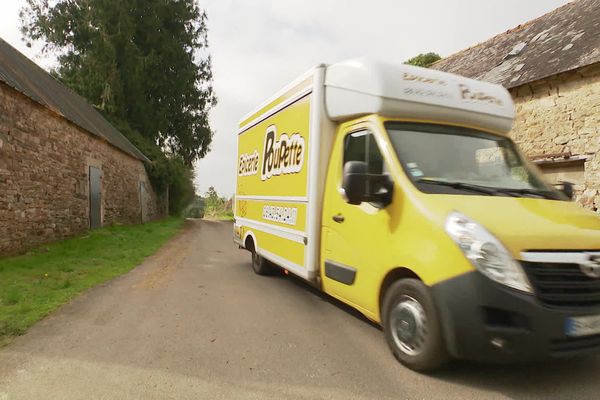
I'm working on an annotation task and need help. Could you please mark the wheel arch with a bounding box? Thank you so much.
[243,230,258,252]
[378,267,422,320]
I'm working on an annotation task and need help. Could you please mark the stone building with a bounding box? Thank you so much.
[432,0,600,210]
[0,38,163,255]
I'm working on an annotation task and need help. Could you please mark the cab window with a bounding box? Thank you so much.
[343,130,385,174]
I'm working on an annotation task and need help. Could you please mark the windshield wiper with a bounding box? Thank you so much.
[415,178,508,196]
[416,179,561,199]
[492,188,560,200]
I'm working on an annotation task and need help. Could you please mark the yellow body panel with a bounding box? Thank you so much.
[320,115,600,323]
[239,76,313,129]
[235,85,312,275]
[240,226,305,268]
[237,94,311,198]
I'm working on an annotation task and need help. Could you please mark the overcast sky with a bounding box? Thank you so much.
[0,0,572,197]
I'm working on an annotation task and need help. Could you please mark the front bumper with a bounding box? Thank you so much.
[431,271,600,362]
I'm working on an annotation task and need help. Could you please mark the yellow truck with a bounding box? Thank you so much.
[233,59,600,371]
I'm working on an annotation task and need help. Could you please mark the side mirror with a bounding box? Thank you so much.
[342,161,394,207]
[342,161,368,205]
[560,181,574,200]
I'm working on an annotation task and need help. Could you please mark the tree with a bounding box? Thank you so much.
[203,186,227,218]
[21,0,216,166]
[405,52,441,68]
[205,186,221,209]
[105,114,196,215]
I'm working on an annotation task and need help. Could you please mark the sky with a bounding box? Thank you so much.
[0,0,572,198]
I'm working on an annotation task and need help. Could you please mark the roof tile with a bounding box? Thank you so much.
[0,38,149,162]
[432,0,600,88]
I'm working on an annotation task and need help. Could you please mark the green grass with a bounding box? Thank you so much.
[0,217,184,346]
[218,210,234,221]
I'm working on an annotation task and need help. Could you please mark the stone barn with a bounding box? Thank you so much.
[432,0,600,211]
[0,38,163,255]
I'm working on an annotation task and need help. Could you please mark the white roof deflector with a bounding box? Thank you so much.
[324,59,515,134]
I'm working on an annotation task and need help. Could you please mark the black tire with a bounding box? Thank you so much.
[382,279,449,372]
[250,249,277,275]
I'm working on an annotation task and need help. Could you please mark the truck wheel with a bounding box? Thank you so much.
[382,279,449,372]
[250,250,277,275]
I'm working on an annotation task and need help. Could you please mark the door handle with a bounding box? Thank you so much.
[332,214,345,223]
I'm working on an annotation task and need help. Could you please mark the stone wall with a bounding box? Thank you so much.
[0,82,164,255]
[510,62,600,211]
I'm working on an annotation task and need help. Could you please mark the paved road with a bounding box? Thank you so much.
[1,220,599,399]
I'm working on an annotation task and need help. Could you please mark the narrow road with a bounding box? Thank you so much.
[1,220,599,399]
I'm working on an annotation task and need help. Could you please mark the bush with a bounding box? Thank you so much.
[202,187,233,220]
[183,196,205,219]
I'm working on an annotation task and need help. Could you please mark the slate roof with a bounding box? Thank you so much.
[0,38,149,162]
[431,0,600,88]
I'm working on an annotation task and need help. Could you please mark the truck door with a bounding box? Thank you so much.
[321,126,393,316]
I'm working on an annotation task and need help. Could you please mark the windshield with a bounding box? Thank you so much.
[386,122,563,199]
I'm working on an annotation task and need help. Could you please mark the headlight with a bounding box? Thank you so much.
[445,211,532,293]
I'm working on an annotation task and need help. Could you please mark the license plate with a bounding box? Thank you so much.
[566,315,600,337]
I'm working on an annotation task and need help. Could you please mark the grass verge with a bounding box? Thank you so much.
[0,217,184,347]
[216,210,234,221]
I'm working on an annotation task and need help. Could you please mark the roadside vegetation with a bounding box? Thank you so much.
[182,188,233,221]
[202,186,233,221]
[405,52,441,68]
[0,218,184,347]
[183,195,206,219]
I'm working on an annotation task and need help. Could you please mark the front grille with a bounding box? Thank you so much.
[551,334,600,355]
[522,261,600,308]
